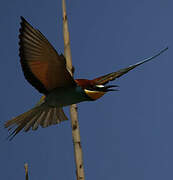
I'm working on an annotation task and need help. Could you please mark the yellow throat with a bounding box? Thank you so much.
[84,89,105,100]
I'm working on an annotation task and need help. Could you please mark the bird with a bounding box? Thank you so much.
[4,17,168,140]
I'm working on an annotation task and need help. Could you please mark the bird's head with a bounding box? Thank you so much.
[75,79,118,100]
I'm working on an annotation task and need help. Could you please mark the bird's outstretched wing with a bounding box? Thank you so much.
[93,47,168,85]
[19,17,76,94]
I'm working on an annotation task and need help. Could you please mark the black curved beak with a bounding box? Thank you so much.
[103,85,119,92]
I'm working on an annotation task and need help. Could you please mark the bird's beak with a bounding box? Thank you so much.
[101,85,119,92]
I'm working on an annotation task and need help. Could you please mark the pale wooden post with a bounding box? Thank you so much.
[62,0,85,180]
[24,163,29,180]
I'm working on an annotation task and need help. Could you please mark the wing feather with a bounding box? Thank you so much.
[19,17,76,94]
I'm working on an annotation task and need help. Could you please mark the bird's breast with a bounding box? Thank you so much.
[45,86,90,107]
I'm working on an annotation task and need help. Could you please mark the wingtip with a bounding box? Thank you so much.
[20,16,25,23]
[20,16,28,25]
[162,46,168,52]
[20,16,25,20]
[20,16,25,30]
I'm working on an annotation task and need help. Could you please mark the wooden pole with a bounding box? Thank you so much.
[24,163,29,180]
[62,1,85,180]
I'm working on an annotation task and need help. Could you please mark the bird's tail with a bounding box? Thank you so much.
[5,104,68,140]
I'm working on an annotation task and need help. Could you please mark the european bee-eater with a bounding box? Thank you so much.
[5,17,168,140]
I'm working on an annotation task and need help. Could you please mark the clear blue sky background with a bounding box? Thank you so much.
[0,0,172,179]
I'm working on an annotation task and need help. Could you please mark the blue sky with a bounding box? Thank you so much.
[0,0,173,179]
